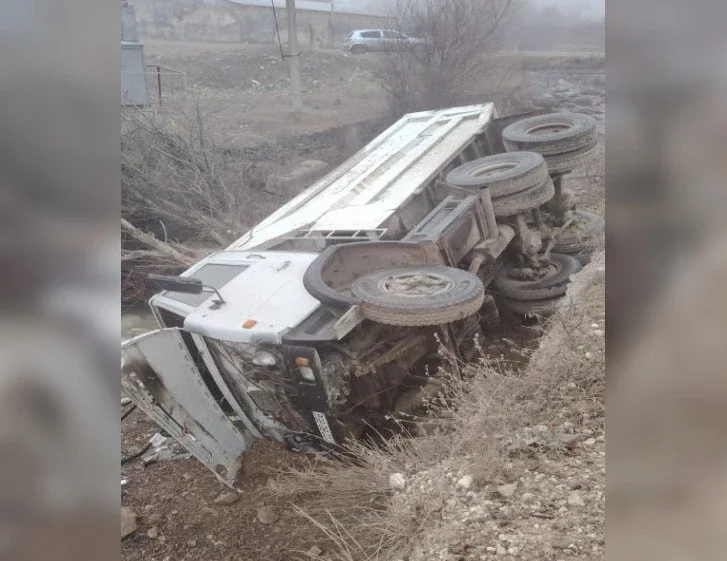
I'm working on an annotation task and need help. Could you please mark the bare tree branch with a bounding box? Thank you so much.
[380,0,521,114]
[121,218,196,267]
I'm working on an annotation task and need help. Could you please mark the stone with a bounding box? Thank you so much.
[496,545,507,555]
[456,475,473,490]
[584,438,596,447]
[497,483,518,498]
[389,473,407,490]
[307,545,323,556]
[147,513,163,525]
[567,491,586,507]
[147,527,159,539]
[121,506,137,539]
[187,539,197,547]
[256,505,279,524]
[214,491,240,505]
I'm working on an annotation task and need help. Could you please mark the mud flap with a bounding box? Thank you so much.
[121,328,251,487]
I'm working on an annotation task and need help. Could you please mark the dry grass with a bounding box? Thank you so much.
[121,101,275,305]
[121,101,252,244]
[271,252,605,561]
[569,136,606,214]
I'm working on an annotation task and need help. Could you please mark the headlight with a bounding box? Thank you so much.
[252,350,277,366]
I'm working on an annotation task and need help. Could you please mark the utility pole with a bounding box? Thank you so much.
[329,1,336,48]
[285,0,303,111]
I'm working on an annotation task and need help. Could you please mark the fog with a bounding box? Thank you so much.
[335,0,604,21]
[531,0,604,21]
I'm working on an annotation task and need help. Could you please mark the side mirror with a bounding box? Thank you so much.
[148,274,203,294]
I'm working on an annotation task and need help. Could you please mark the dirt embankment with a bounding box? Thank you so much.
[266,252,605,561]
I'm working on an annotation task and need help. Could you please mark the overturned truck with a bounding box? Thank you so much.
[122,105,603,486]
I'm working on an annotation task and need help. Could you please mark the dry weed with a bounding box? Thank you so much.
[121,101,254,304]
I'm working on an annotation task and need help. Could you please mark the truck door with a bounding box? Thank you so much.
[121,328,251,487]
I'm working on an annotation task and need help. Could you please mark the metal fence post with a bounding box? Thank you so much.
[157,65,163,105]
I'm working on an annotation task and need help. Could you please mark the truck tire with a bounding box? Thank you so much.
[350,44,366,55]
[542,141,599,174]
[502,112,597,155]
[553,210,604,254]
[493,253,581,301]
[351,265,485,326]
[491,176,555,218]
[445,152,548,197]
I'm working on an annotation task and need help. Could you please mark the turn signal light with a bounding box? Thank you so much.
[242,319,257,329]
[295,357,310,367]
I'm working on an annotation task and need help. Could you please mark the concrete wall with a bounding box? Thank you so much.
[134,0,393,46]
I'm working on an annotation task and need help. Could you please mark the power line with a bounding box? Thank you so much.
[271,0,285,61]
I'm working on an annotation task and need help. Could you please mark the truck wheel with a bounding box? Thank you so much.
[542,141,599,174]
[493,253,581,301]
[502,112,597,155]
[351,44,366,55]
[445,151,548,197]
[351,265,485,326]
[491,176,555,218]
[553,210,604,254]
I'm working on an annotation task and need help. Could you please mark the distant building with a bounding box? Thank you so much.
[121,3,150,106]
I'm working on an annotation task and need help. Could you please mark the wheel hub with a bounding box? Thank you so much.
[525,122,573,136]
[470,161,518,178]
[508,260,560,281]
[379,272,454,297]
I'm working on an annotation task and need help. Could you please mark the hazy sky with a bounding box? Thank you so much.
[536,0,604,19]
[337,0,604,20]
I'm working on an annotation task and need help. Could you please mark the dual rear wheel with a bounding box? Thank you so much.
[349,252,581,325]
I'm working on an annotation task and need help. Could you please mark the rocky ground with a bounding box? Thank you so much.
[528,70,605,121]
[391,423,605,561]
